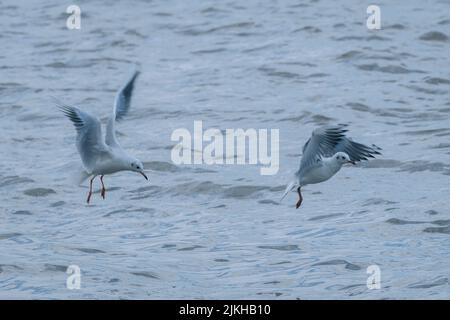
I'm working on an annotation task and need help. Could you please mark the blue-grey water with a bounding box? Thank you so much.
[1,0,450,299]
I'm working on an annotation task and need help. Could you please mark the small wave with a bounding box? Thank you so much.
[363,198,398,206]
[0,175,34,187]
[11,210,32,215]
[336,50,363,61]
[385,24,406,30]
[23,188,56,197]
[0,264,23,274]
[191,48,227,55]
[103,207,155,218]
[180,22,255,36]
[44,264,67,272]
[200,7,229,14]
[131,271,160,279]
[0,233,22,240]
[258,245,300,251]
[431,143,450,149]
[409,277,448,288]
[430,220,450,226]
[210,204,226,209]
[333,35,389,41]
[357,63,425,74]
[305,73,329,79]
[313,259,361,271]
[293,26,321,33]
[398,160,450,175]
[124,29,147,39]
[170,181,224,196]
[169,181,269,199]
[306,114,335,125]
[177,245,205,251]
[258,199,279,205]
[143,161,179,172]
[153,12,173,17]
[386,218,424,225]
[402,128,450,136]
[359,159,402,169]
[223,185,269,198]
[74,248,106,254]
[50,201,66,207]
[423,226,450,234]
[404,84,447,95]
[258,66,301,79]
[241,44,274,53]
[424,77,450,85]
[419,31,449,42]
[45,60,96,68]
[308,213,345,221]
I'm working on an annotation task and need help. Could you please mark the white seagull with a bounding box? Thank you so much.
[281,124,381,209]
[59,68,148,204]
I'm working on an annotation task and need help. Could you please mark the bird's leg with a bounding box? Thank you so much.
[295,187,303,209]
[100,175,106,199]
[87,175,96,204]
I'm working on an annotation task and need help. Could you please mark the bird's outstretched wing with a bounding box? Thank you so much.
[59,103,109,173]
[105,68,140,148]
[334,136,381,161]
[299,124,381,176]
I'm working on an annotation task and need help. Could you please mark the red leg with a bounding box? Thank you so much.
[87,175,96,204]
[100,175,106,199]
[295,187,303,209]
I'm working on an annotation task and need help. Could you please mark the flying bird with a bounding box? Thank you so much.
[59,68,148,204]
[281,124,381,209]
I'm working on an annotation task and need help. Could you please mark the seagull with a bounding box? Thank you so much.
[281,124,381,209]
[59,68,148,204]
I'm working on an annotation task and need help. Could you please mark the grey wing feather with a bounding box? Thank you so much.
[299,124,381,176]
[59,104,109,173]
[105,68,140,147]
[299,125,349,175]
[114,68,140,121]
[334,137,381,162]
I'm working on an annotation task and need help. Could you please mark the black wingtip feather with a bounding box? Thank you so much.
[57,103,85,130]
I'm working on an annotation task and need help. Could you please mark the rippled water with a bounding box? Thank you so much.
[1,0,450,299]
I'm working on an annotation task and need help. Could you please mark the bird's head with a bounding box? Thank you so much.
[129,158,148,180]
[333,152,356,165]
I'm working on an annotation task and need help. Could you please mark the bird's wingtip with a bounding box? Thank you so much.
[131,65,141,77]
[50,96,74,112]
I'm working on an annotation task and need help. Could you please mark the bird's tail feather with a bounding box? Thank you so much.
[71,168,91,186]
[280,180,297,202]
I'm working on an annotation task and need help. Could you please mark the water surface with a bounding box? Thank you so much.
[1,0,450,299]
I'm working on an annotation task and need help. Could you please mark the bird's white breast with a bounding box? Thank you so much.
[300,159,341,186]
[91,149,128,175]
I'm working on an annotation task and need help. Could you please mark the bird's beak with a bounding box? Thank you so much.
[348,160,356,165]
[139,171,148,180]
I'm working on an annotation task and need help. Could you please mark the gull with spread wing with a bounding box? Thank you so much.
[281,124,381,209]
[59,68,148,204]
